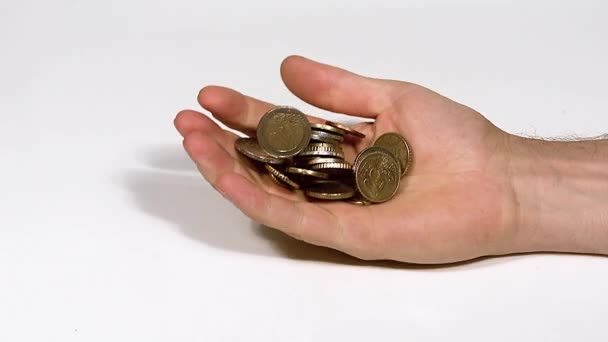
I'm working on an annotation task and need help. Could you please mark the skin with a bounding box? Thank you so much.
[174,55,608,264]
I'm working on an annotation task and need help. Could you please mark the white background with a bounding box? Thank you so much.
[1,0,607,341]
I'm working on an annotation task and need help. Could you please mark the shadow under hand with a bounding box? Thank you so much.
[121,169,525,269]
[122,169,284,257]
[254,223,404,267]
[123,142,530,269]
[122,168,385,264]
[137,143,197,172]
[254,223,522,270]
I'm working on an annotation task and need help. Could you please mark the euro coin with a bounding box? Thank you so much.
[285,167,330,180]
[354,148,400,203]
[347,193,372,206]
[305,157,345,166]
[304,181,355,200]
[374,132,412,176]
[353,146,391,170]
[310,130,344,144]
[265,164,300,190]
[257,106,311,158]
[310,161,352,174]
[310,123,347,136]
[325,120,366,138]
[299,143,345,158]
[235,138,285,164]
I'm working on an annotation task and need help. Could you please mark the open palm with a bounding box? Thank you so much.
[175,56,518,263]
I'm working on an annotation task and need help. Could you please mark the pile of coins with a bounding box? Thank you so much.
[234,106,412,204]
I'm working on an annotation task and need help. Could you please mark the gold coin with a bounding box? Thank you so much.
[257,106,311,158]
[310,161,352,173]
[310,123,347,136]
[374,133,412,176]
[285,167,329,179]
[304,142,341,150]
[325,120,366,138]
[305,157,345,165]
[310,130,344,144]
[265,164,300,189]
[292,156,343,169]
[353,146,390,171]
[354,148,400,203]
[268,172,290,189]
[235,138,285,164]
[299,143,344,158]
[304,181,355,200]
[347,193,372,206]
[299,149,344,158]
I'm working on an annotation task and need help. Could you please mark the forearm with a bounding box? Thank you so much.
[508,135,608,254]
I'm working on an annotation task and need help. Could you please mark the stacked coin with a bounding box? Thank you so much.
[234,106,412,204]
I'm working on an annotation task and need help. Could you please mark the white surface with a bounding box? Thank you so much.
[1,1,607,341]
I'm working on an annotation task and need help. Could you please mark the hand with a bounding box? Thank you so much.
[174,56,520,264]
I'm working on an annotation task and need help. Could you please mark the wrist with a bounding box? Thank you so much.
[506,135,608,254]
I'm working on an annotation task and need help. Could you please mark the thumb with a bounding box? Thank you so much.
[280,55,398,118]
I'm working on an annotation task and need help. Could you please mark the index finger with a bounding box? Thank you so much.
[198,86,324,137]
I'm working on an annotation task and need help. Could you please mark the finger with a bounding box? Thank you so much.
[179,115,307,201]
[216,173,345,249]
[197,85,324,137]
[281,55,402,118]
[176,110,261,160]
[175,110,242,161]
[180,122,260,185]
[174,109,220,138]
[197,86,273,136]
[182,130,238,186]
